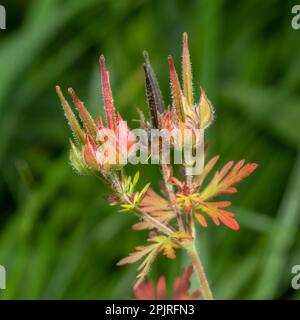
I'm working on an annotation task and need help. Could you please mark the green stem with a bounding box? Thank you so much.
[185,241,213,300]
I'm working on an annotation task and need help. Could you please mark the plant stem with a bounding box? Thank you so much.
[185,170,193,188]
[161,164,185,232]
[185,241,213,300]
[140,211,174,236]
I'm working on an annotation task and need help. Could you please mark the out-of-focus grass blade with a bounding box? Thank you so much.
[0,0,98,114]
[233,206,273,233]
[214,247,262,299]
[0,156,68,298]
[252,151,300,299]
[0,39,86,164]
[221,82,300,148]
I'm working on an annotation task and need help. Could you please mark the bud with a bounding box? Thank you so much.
[69,140,90,174]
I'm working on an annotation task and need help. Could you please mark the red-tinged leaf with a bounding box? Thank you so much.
[135,191,175,230]
[218,210,240,230]
[182,32,193,106]
[194,213,208,227]
[132,211,174,231]
[196,201,240,230]
[150,236,180,259]
[172,265,201,300]
[168,55,184,121]
[134,266,200,300]
[134,281,156,300]
[116,244,157,266]
[132,221,151,231]
[134,276,166,300]
[135,248,161,288]
[56,86,85,145]
[171,231,192,241]
[200,160,258,200]
[210,213,220,226]
[222,187,237,194]
[217,160,234,181]
[231,159,245,174]
[119,235,181,288]
[68,88,97,140]
[203,201,231,208]
[138,188,174,216]
[171,176,184,189]
[156,276,167,300]
[193,155,220,188]
[161,240,178,259]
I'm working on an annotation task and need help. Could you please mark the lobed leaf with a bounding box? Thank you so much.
[150,235,180,259]
[133,188,175,230]
[172,265,201,300]
[134,265,201,300]
[193,155,220,188]
[116,244,158,266]
[117,235,181,287]
[196,201,240,231]
[199,159,258,200]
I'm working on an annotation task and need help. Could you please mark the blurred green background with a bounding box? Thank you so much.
[0,0,300,299]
